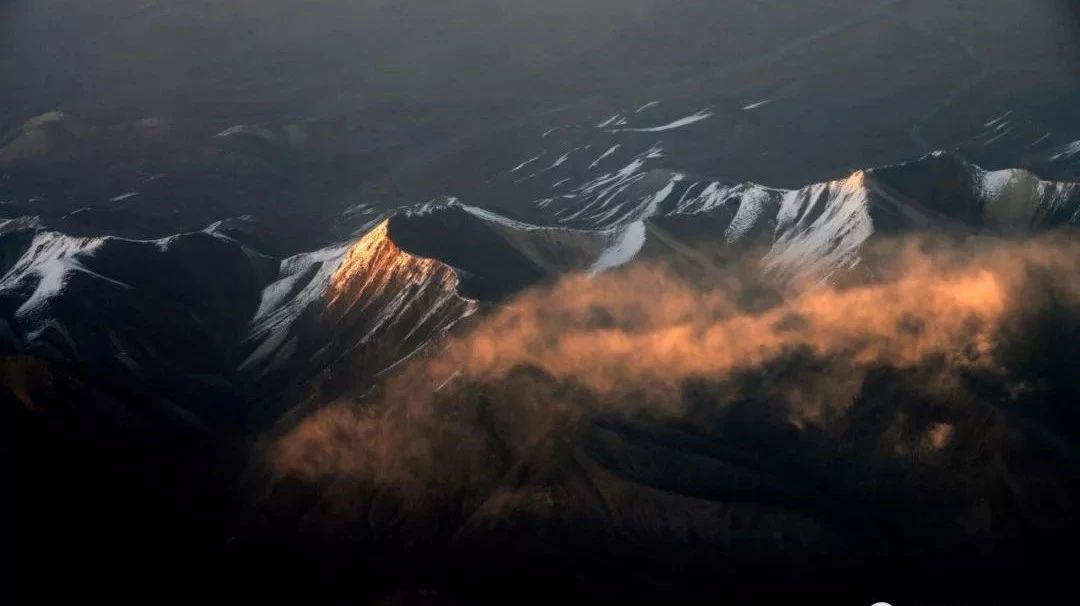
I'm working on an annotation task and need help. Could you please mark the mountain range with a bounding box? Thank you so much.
[7,138,1080,603]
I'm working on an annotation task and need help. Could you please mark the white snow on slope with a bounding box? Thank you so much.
[596,114,622,128]
[0,216,43,232]
[640,174,684,218]
[741,99,774,111]
[589,221,647,274]
[247,243,350,341]
[989,118,1013,132]
[343,202,378,218]
[635,101,660,113]
[1032,180,1080,224]
[673,182,732,214]
[18,259,88,317]
[978,168,1018,200]
[242,218,482,376]
[609,109,713,133]
[539,146,591,173]
[984,111,1012,128]
[1029,132,1052,147]
[546,153,570,170]
[402,197,462,217]
[0,232,120,319]
[588,145,621,170]
[973,166,1080,224]
[510,153,543,173]
[724,185,774,243]
[460,203,544,231]
[1052,140,1080,161]
[667,178,782,243]
[555,143,666,226]
[764,171,875,282]
[985,127,1014,146]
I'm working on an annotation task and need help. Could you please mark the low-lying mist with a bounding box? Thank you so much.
[256,232,1080,596]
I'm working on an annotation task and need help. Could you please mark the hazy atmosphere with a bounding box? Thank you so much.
[6,2,1080,604]
[3,1,1079,240]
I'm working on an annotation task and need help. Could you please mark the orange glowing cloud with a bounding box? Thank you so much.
[268,233,1080,510]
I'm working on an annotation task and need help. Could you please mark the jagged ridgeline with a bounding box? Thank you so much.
[3,151,1078,422]
[6,1,1080,602]
[5,150,1080,604]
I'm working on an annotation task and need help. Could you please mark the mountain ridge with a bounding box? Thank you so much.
[1,150,1077,427]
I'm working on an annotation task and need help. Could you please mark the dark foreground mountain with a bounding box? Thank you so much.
[247,232,1080,605]
[6,151,1080,604]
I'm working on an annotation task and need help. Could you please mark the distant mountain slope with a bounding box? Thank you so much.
[490,150,1080,281]
[2,150,1078,606]
[2,151,1077,426]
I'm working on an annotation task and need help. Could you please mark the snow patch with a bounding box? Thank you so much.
[546,153,570,170]
[725,185,773,243]
[589,221,647,274]
[609,109,712,133]
[985,127,1014,146]
[543,142,666,227]
[764,171,875,282]
[741,99,774,111]
[978,169,1017,200]
[247,243,350,341]
[640,174,684,218]
[459,204,543,231]
[1052,140,1080,161]
[588,145,620,170]
[510,153,543,173]
[1029,132,1052,147]
[0,232,113,318]
[343,202,378,217]
[596,114,622,128]
[984,111,1012,128]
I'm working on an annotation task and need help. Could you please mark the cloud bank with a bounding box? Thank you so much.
[262,233,1080,568]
